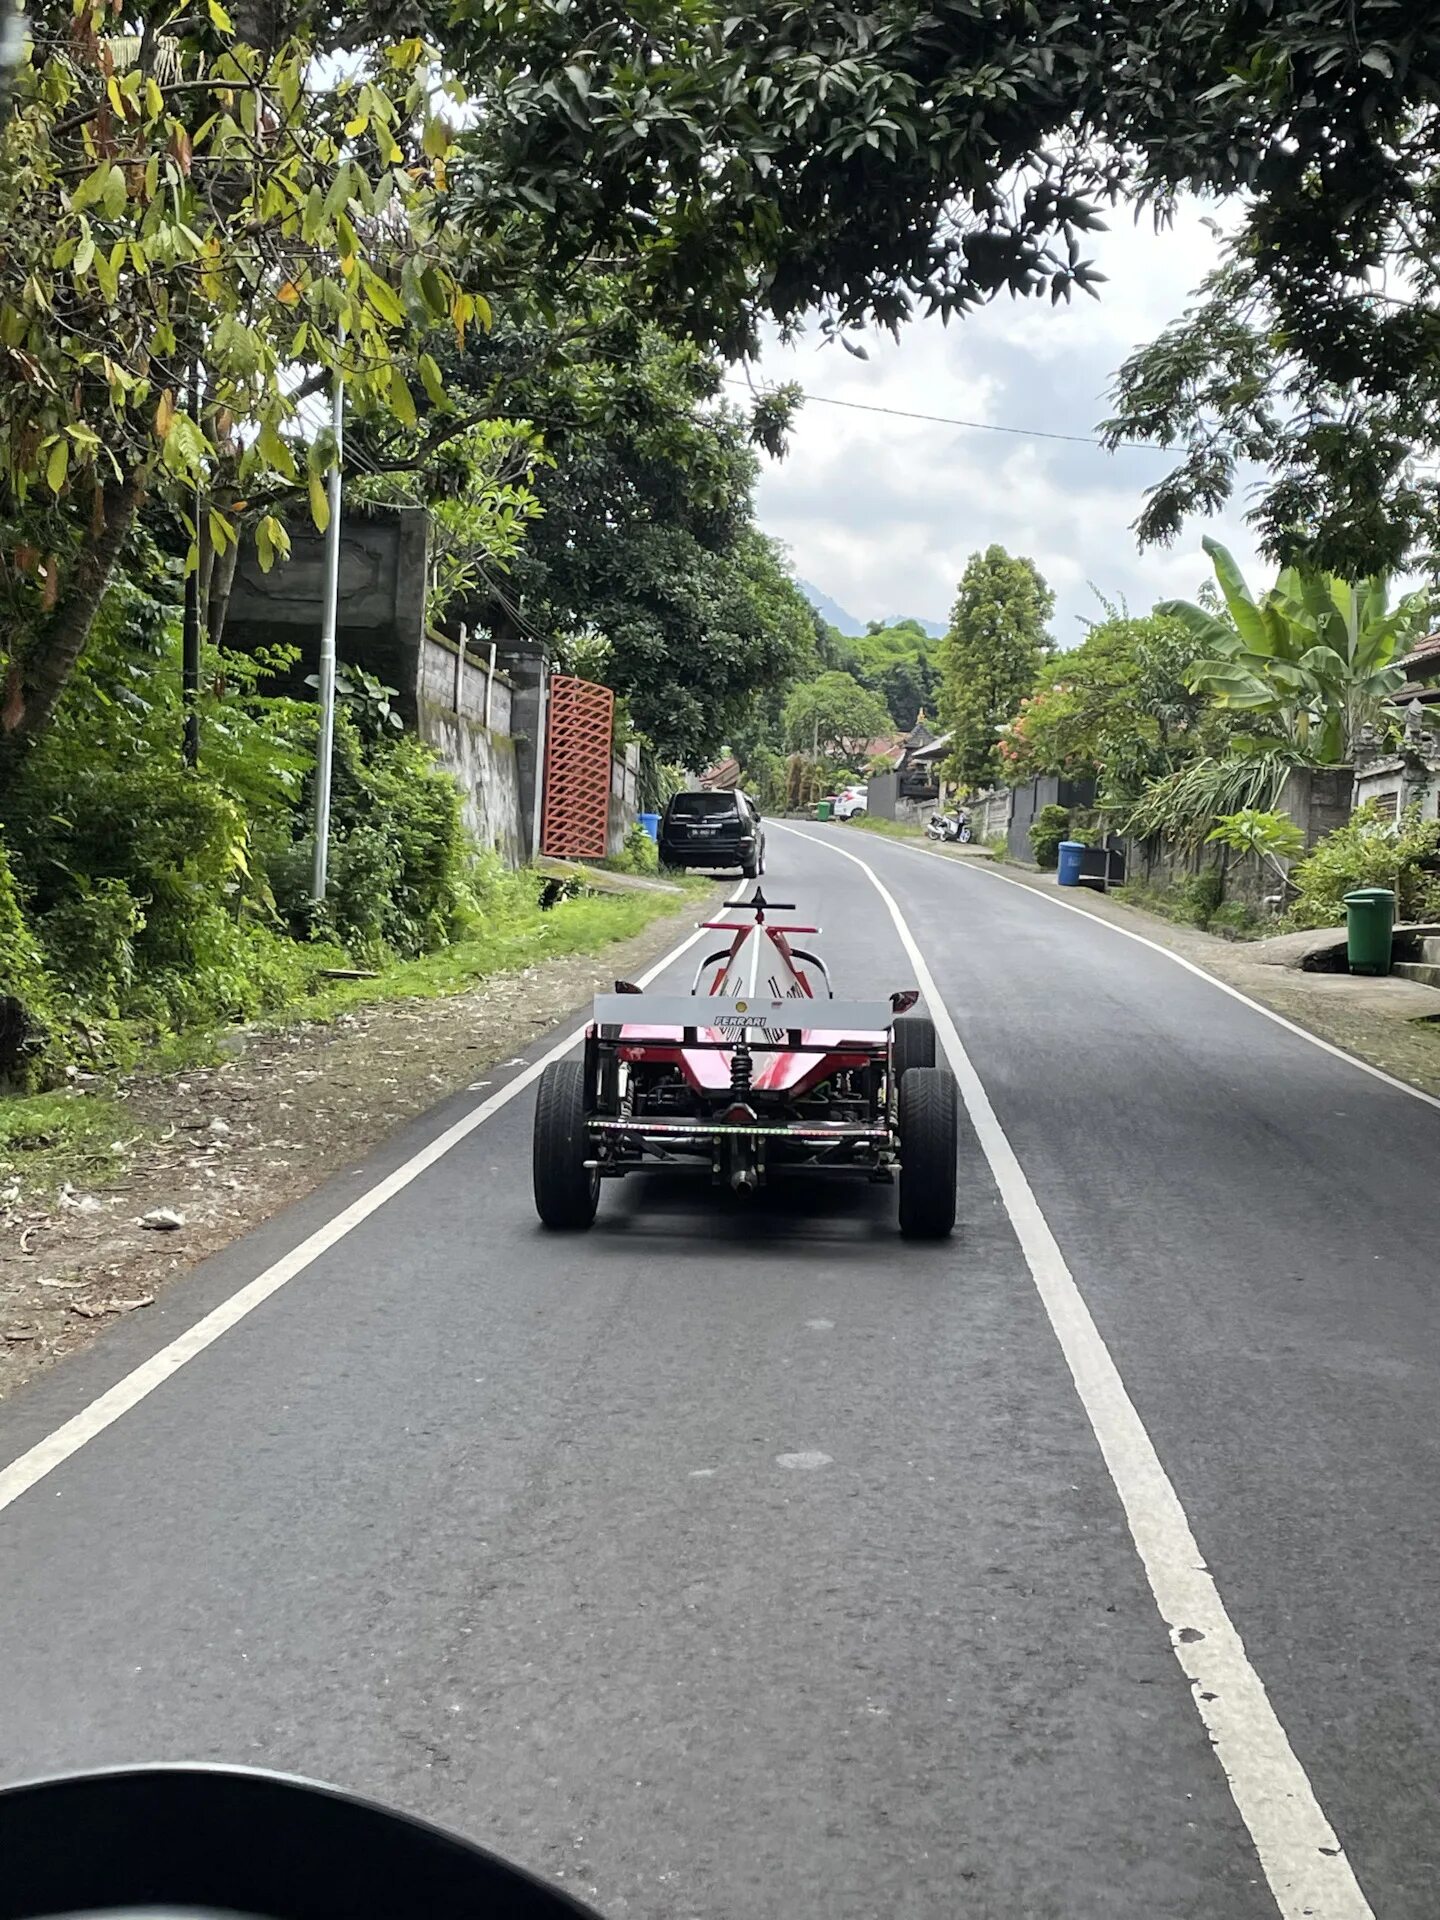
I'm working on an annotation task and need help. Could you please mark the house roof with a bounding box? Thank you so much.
[1399,633,1440,676]
[698,757,741,790]
[903,729,953,764]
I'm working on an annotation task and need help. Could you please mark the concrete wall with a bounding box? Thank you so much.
[225,507,431,724]
[1354,753,1440,822]
[1114,766,1354,914]
[1281,765,1352,845]
[970,786,1013,843]
[607,742,642,855]
[868,769,899,821]
[225,504,539,866]
[417,703,525,865]
[420,633,513,738]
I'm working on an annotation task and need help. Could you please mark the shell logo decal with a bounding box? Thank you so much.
[734,999,748,1013]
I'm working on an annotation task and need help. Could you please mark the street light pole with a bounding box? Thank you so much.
[182,369,202,767]
[310,335,345,905]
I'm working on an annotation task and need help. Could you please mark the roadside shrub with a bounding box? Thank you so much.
[1029,803,1071,870]
[1181,867,1226,927]
[324,723,470,959]
[606,822,661,876]
[1288,804,1440,929]
[0,833,61,1089]
[1208,900,1263,939]
[37,880,145,1019]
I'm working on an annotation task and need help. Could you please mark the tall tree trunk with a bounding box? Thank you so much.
[0,465,149,794]
[205,502,240,651]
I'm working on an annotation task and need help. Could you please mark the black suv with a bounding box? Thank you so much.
[659,790,766,877]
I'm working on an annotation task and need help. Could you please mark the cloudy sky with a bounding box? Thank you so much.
[748,202,1261,648]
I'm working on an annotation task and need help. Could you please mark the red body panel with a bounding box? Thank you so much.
[613,921,883,1094]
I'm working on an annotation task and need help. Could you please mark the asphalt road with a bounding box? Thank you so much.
[3,823,1439,1919]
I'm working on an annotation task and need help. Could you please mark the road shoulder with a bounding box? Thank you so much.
[0,888,722,1400]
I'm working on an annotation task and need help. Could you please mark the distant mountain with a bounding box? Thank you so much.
[796,578,863,636]
[796,580,946,642]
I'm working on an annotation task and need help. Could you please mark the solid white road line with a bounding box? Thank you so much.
[778,822,1373,1920]
[847,824,1440,1113]
[0,890,744,1519]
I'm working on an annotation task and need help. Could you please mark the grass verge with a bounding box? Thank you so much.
[849,814,925,841]
[1,871,710,1192]
[0,1090,134,1194]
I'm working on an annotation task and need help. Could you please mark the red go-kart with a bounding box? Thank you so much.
[531,892,958,1238]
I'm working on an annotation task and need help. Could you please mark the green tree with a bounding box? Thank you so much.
[0,2,475,786]
[782,671,893,765]
[441,306,810,767]
[458,0,1440,579]
[997,605,1218,800]
[846,620,941,731]
[939,547,1054,790]
[1161,539,1426,764]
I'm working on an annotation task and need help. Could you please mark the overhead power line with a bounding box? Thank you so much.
[724,380,1171,451]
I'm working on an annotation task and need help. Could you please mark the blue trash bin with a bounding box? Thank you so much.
[1056,840,1085,888]
[638,812,661,843]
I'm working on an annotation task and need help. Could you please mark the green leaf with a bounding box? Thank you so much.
[207,0,235,31]
[101,163,128,221]
[418,265,447,314]
[208,507,237,553]
[417,353,445,408]
[388,365,417,428]
[365,273,404,326]
[255,513,291,573]
[46,437,69,494]
[257,419,297,478]
[322,161,354,222]
[1199,537,1268,649]
[308,470,331,532]
[71,164,111,212]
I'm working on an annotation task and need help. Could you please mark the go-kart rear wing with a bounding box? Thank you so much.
[591,993,897,1035]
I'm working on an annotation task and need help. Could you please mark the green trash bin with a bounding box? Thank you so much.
[816,799,833,821]
[1343,887,1396,975]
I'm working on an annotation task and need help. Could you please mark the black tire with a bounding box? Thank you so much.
[533,1059,599,1230]
[741,857,760,878]
[897,1066,958,1240]
[891,1013,936,1081]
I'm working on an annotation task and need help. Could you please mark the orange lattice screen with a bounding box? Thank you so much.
[540,673,615,860]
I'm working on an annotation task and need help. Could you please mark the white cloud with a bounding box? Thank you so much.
[749,201,1262,644]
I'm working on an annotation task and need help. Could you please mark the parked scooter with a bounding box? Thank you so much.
[925,809,973,844]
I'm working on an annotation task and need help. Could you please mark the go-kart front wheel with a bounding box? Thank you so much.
[890,1013,936,1081]
[533,1060,600,1231]
[897,1066,958,1240]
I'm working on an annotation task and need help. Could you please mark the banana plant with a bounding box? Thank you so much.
[1159,538,1427,763]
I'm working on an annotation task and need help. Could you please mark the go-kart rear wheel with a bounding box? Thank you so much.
[897,1066,958,1240]
[891,1013,936,1083]
[533,1060,600,1231]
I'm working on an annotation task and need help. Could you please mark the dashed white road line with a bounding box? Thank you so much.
[0,888,746,1519]
[778,820,1373,1920]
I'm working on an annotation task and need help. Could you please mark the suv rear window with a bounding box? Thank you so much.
[667,793,739,820]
